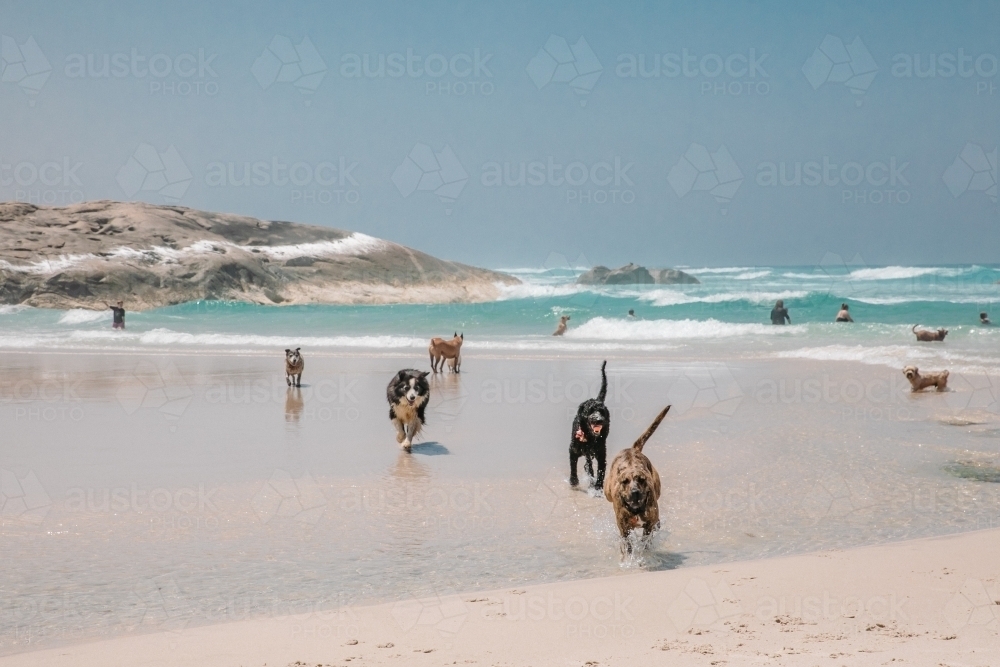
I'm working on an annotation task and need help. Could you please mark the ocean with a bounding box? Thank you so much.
[2,264,998,373]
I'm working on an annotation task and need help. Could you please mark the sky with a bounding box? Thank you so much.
[1,0,999,269]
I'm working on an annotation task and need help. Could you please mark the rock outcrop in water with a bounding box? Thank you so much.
[576,263,699,285]
[0,201,518,310]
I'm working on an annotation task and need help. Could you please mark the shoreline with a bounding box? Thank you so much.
[2,528,998,665]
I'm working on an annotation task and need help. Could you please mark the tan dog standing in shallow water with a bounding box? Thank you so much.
[912,324,948,341]
[604,405,670,555]
[553,315,570,336]
[903,365,949,392]
[429,332,463,373]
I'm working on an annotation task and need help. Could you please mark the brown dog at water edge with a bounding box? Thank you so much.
[912,325,948,342]
[603,405,670,555]
[429,332,463,373]
[553,315,570,336]
[903,365,949,392]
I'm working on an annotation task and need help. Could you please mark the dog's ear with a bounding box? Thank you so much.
[285,348,290,353]
[419,371,429,379]
[296,347,301,352]
[460,332,464,340]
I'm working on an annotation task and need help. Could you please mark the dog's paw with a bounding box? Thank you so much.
[402,440,412,452]
[395,431,405,443]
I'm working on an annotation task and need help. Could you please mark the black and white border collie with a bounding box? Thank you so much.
[386,369,430,451]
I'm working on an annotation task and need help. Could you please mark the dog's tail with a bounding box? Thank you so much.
[632,405,671,452]
[597,360,608,403]
[912,324,918,333]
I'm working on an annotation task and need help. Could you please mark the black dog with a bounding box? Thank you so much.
[569,360,610,489]
[386,369,431,451]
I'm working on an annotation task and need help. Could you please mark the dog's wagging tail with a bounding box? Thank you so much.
[632,405,671,452]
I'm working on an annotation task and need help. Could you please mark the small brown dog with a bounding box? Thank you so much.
[603,405,670,555]
[912,324,948,342]
[284,348,304,387]
[429,332,463,373]
[553,315,570,336]
[903,365,949,392]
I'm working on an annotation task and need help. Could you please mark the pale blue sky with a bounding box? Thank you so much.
[2,0,998,267]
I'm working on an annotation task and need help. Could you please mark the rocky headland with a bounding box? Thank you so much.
[0,201,518,310]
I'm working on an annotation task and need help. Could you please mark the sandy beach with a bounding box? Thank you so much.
[1,527,998,666]
[2,347,999,663]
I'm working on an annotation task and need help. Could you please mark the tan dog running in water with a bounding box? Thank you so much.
[903,365,949,392]
[912,324,948,341]
[553,315,570,336]
[429,332,463,373]
[603,405,670,555]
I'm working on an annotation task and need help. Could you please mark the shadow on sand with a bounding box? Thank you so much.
[410,441,450,456]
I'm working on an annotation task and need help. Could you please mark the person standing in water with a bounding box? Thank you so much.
[628,309,637,319]
[836,303,854,322]
[105,300,126,330]
[981,312,992,325]
[770,300,790,325]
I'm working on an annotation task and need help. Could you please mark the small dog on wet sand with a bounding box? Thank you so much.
[912,324,948,342]
[569,360,610,490]
[386,369,430,451]
[553,315,570,336]
[284,348,304,387]
[604,405,671,556]
[429,332,463,373]
[903,365,949,392]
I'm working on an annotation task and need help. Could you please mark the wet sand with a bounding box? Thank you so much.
[1,348,999,657]
[1,528,999,666]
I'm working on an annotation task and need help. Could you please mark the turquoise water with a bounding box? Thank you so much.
[2,264,998,341]
[2,265,999,375]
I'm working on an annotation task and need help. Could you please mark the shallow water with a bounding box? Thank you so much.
[1,350,998,655]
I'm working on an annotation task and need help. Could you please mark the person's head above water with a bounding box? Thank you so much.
[841,303,849,310]
[117,300,123,307]
[982,312,989,320]
[775,300,784,308]
[628,309,635,316]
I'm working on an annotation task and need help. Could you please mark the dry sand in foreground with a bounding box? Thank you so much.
[3,528,998,667]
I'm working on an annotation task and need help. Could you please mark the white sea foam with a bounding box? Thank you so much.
[0,304,31,315]
[847,266,969,281]
[773,344,1000,376]
[495,282,591,300]
[733,270,771,280]
[683,266,759,274]
[57,309,110,325]
[852,296,1000,305]
[568,317,804,340]
[638,290,810,307]
[0,233,388,274]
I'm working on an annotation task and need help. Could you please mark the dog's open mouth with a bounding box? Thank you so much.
[591,424,603,434]
[624,496,645,514]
